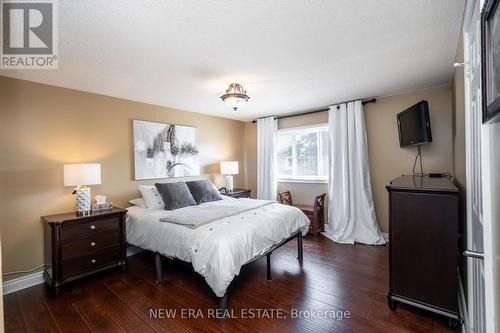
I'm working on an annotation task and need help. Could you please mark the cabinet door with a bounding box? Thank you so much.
[391,191,458,312]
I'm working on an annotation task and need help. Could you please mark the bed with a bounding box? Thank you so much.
[126,195,310,310]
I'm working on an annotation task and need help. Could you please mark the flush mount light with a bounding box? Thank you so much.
[220,83,250,111]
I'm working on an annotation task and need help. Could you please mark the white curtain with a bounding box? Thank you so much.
[257,117,278,200]
[324,101,385,245]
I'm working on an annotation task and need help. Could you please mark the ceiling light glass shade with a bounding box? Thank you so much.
[220,83,250,111]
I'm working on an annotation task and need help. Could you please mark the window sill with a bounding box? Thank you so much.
[278,178,328,184]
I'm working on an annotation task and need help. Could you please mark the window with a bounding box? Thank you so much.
[277,124,329,182]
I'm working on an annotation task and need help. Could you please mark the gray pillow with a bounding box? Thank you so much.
[186,179,223,204]
[155,182,197,210]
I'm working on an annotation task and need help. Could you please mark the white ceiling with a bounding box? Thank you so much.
[0,0,465,121]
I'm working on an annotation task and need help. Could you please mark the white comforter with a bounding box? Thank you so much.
[126,196,310,297]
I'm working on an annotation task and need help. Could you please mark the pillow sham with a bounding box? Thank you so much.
[186,179,223,204]
[155,182,197,210]
[128,198,146,208]
[138,185,164,210]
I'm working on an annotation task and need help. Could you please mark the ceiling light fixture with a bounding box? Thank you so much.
[220,83,250,111]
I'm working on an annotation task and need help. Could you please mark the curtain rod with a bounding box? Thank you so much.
[251,98,376,123]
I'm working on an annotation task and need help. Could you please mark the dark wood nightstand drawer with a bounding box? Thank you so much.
[61,246,121,280]
[60,217,119,240]
[61,231,121,259]
[42,208,127,294]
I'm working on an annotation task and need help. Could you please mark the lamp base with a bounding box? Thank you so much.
[75,186,91,215]
[225,175,234,193]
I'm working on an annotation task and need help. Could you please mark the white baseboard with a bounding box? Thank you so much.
[2,246,146,295]
[382,232,389,243]
[458,273,468,333]
[3,271,44,295]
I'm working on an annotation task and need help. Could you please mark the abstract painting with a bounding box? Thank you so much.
[133,120,199,180]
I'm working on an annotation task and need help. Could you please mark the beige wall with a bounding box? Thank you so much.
[244,86,454,233]
[0,76,246,281]
[243,122,257,198]
[366,86,454,232]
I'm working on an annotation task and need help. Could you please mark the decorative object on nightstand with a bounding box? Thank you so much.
[64,163,101,215]
[279,191,326,235]
[91,195,113,212]
[42,207,127,295]
[219,187,251,199]
[95,195,107,204]
[220,161,239,193]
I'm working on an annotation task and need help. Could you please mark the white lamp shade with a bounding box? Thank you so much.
[64,164,101,186]
[220,161,239,175]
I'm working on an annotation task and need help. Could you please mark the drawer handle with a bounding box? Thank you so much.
[90,225,96,230]
[90,242,96,247]
[91,259,96,264]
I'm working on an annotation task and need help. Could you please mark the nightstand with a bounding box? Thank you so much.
[42,207,127,295]
[219,187,252,199]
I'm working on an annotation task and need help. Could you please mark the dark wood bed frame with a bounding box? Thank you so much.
[153,230,304,312]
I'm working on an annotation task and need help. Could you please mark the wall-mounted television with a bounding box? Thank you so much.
[397,100,432,147]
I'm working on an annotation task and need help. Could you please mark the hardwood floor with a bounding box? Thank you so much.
[4,235,459,333]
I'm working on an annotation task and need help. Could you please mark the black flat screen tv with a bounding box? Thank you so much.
[397,100,432,147]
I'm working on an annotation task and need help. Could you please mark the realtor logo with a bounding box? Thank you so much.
[1,0,58,69]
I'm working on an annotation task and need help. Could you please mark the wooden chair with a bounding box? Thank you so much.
[278,191,293,206]
[279,191,326,235]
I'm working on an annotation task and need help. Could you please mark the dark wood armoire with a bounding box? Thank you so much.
[386,175,459,324]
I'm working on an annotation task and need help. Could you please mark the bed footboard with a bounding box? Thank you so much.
[219,292,228,313]
[297,232,303,261]
[266,253,272,280]
[152,230,305,314]
[155,252,164,283]
[217,230,304,312]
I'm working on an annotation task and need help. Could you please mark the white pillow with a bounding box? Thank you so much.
[128,198,146,208]
[138,185,165,210]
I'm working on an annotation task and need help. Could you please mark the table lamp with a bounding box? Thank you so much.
[220,161,239,193]
[64,163,101,215]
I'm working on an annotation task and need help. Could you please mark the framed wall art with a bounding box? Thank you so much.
[133,120,200,180]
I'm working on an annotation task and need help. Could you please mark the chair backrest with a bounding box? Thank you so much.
[313,193,326,220]
[279,191,293,205]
